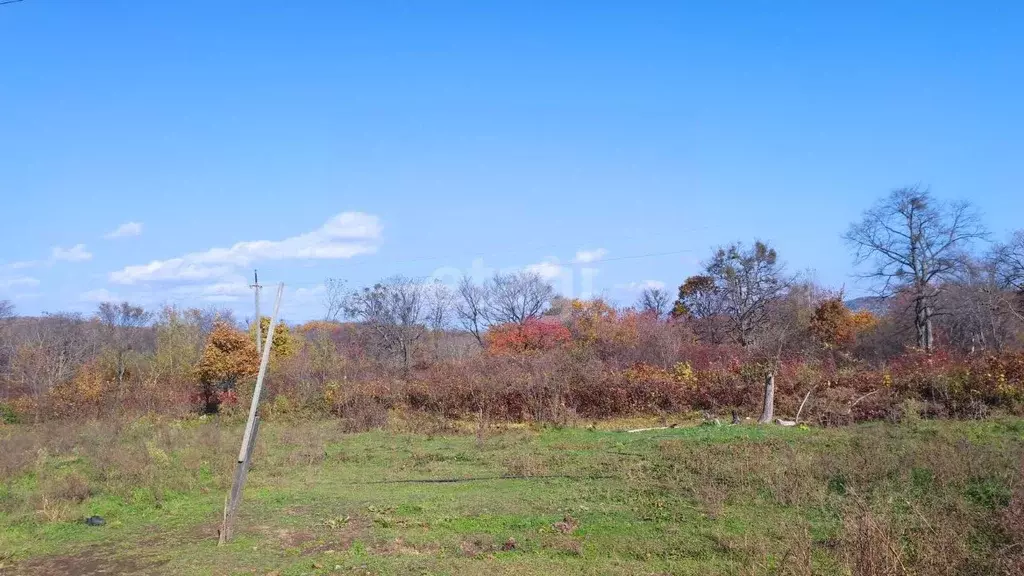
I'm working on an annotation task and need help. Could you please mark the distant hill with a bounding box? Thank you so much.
[844,296,889,315]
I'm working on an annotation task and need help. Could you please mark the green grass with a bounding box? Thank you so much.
[0,415,1022,575]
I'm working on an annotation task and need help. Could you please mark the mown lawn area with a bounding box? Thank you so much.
[1,415,1022,575]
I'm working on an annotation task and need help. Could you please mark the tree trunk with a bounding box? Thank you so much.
[758,372,775,424]
[914,296,932,352]
[924,306,934,353]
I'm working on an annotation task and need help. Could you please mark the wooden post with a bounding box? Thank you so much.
[219,283,283,545]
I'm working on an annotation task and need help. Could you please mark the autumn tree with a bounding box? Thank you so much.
[844,186,987,353]
[194,321,259,413]
[484,318,571,355]
[455,272,555,345]
[675,241,789,348]
[671,274,727,343]
[674,241,790,422]
[250,316,296,359]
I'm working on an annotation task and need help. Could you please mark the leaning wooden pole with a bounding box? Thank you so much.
[219,282,284,545]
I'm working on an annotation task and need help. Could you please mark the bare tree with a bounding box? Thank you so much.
[455,276,491,346]
[323,278,348,322]
[8,312,95,421]
[702,241,789,347]
[0,300,13,386]
[425,281,454,332]
[845,186,987,353]
[344,276,427,372]
[993,230,1024,292]
[636,287,670,318]
[488,271,554,325]
[96,301,152,395]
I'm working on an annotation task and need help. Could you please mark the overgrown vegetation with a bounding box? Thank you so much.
[2,188,1023,427]
[0,416,1021,574]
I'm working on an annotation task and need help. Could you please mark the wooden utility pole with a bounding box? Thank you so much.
[250,270,263,354]
[219,282,283,545]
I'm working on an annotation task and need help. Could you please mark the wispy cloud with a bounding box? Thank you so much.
[619,280,666,292]
[573,248,607,264]
[110,212,381,285]
[105,222,143,239]
[8,261,39,270]
[525,259,566,281]
[0,276,40,289]
[51,244,93,262]
[81,288,120,302]
[169,280,252,303]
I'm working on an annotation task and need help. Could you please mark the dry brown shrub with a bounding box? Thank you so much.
[459,534,495,557]
[501,453,548,477]
[841,507,906,576]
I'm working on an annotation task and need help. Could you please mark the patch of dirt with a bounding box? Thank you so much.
[4,545,169,575]
[304,516,370,555]
[553,514,579,534]
[275,528,316,548]
[138,521,219,548]
[283,505,312,517]
[458,534,496,558]
[373,537,440,556]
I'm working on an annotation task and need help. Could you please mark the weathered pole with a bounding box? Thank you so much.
[219,282,283,545]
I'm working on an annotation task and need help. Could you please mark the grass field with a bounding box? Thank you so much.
[1,414,1022,575]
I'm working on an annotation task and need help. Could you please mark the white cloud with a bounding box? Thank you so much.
[81,288,120,302]
[8,260,39,269]
[51,244,93,262]
[294,284,326,299]
[105,222,143,239]
[0,276,40,289]
[110,211,381,285]
[526,260,566,281]
[620,280,667,292]
[573,248,607,264]
[169,279,252,303]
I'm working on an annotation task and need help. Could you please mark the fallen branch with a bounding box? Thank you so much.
[625,426,676,433]
[851,389,881,408]
[795,385,817,424]
[350,474,615,485]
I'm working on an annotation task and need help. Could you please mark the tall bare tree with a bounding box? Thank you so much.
[96,301,152,395]
[488,271,554,325]
[993,230,1024,299]
[323,278,348,322]
[0,300,13,386]
[844,186,987,353]
[636,287,671,319]
[344,276,427,372]
[455,275,491,346]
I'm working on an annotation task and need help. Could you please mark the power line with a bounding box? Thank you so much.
[0,0,26,6]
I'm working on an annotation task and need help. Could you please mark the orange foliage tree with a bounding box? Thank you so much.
[809,297,877,351]
[485,319,571,355]
[194,322,259,413]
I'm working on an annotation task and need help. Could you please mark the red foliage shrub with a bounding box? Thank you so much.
[485,319,571,356]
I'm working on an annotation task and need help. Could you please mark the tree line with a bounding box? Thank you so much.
[2,186,1024,424]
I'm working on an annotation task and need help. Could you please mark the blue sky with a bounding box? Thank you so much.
[1,1,1022,322]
